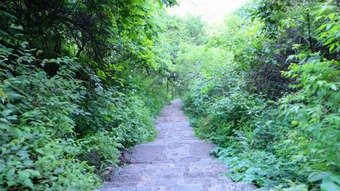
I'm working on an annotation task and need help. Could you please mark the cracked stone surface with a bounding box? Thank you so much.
[96,99,253,191]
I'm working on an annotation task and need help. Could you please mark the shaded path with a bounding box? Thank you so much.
[98,99,252,191]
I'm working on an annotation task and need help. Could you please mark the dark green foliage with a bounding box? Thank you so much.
[0,0,175,189]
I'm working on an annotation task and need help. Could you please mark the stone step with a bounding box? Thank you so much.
[100,184,205,191]
[113,162,227,177]
[107,175,236,189]
[101,180,251,191]
[104,162,233,190]
[130,142,215,164]
[156,122,191,129]
[96,99,253,191]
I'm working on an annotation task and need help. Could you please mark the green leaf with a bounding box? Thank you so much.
[35,148,44,154]
[6,168,15,180]
[308,172,331,182]
[0,163,4,173]
[329,174,340,185]
[157,0,164,8]
[330,84,338,91]
[9,24,23,30]
[24,178,34,188]
[48,58,56,63]
[329,44,335,53]
[23,159,33,166]
[104,116,111,121]
[54,168,64,174]
[1,109,12,117]
[18,170,29,181]
[326,24,332,31]
[286,55,296,61]
[0,89,6,98]
[321,179,340,191]
[79,90,87,95]
[20,41,28,49]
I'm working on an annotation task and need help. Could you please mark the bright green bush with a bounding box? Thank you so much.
[178,1,339,190]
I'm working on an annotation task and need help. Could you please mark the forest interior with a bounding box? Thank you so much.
[0,0,339,191]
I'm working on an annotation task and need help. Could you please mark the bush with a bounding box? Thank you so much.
[0,25,163,191]
[78,130,122,181]
[0,54,101,190]
[179,1,340,190]
[0,3,172,190]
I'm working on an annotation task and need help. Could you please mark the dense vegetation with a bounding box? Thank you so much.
[1,0,339,190]
[0,0,177,190]
[170,0,339,190]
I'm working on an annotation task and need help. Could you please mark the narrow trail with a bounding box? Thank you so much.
[98,99,252,191]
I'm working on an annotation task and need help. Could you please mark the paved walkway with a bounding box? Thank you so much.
[98,99,252,191]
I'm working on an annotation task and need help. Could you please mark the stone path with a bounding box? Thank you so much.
[98,99,253,191]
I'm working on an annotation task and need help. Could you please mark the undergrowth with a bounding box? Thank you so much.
[0,5,170,190]
[180,1,340,190]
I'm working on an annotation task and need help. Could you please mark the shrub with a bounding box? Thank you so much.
[0,51,101,190]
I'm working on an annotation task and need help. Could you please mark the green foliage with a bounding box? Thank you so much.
[1,0,174,189]
[315,1,340,56]
[281,56,340,169]
[173,0,340,190]
[212,147,300,188]
[276,2,339,189]
[74,75,159,147]
[78,130,122,181]
[0,39,101,190]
